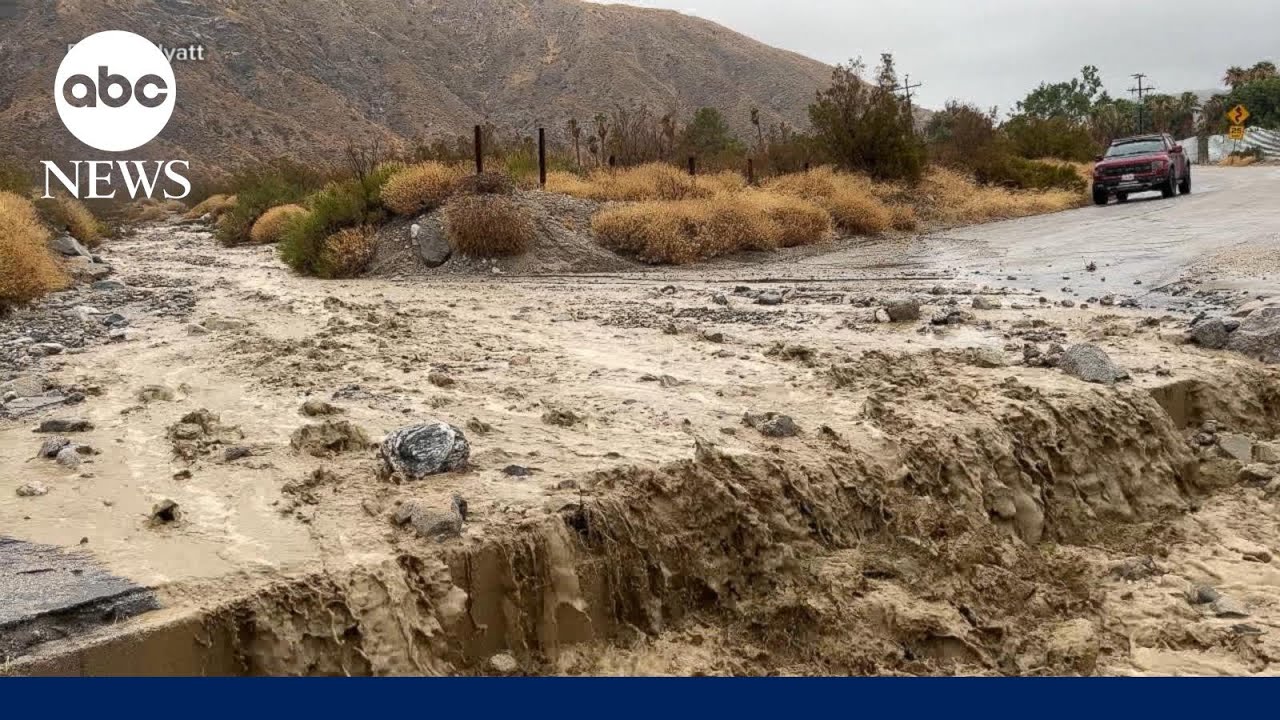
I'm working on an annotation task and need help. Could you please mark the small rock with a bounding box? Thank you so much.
[874,308,891,323]
[16,481,49,497]
[380,422,471,479]
[28,343,65,357]
[1189,319,1230,350]
[885,300,921,323]
[36,419,93,433]
[1227,307,1280,364]
[711,293,729,306]
[300,399,342,417]
[1085,262,1098,272]
[1255,442,1279,465]
[502,464,532,478]
[542,408,582,427]
[743,412,799,438]
[223,446,252,462]
[1242,549,1273,564]
[1110,556,1159,581]
[50,233,92,257]
[466,417,492,435]
[201,316,246,331]
[107,328,129,342]
[37,436,72,459]
[92,280,127,292]
[1217,433,1255,464]
[393,494,467,539]
[291,420,373,457]
[428,372,455,388]
[1100,295,1116,307]
[755,291,784,306]
[55,446,82,468]
[1211,596,1249,619]
[488,653,520,675]
[186,323,210,336]
[1189,585,1221,605]
[972,296,1002,310]
[967,347,1006,368]
[150,499,181,525]
[137,385,175,403]
[101,313,129,328]
[1059,344,1128,385]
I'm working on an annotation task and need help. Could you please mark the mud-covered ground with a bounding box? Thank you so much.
[3,176,1279,675]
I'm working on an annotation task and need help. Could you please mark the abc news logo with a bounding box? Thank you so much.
[44,31,191,200]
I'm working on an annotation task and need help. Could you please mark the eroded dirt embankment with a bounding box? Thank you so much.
[5,217,1280,676]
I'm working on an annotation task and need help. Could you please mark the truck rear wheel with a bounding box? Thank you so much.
[1179,167,1191,194]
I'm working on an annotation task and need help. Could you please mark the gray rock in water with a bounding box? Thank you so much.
[1189,318,1231,350]
[381,422,470,479]
[1059,344,1128,385]
[137,385,175,403]
[1189,585,1221,605]
[711,293,729,306]
[300,399,342,417]
[743,412,800,438]
[885,300,921,323]
[1211,596,1250,619]
[874,308,891,323]
[1227,307,1280,364]
[92,279,127,292]
[55,446,82,468]
[38,436,72,459]
[1239,464,1277,485]
[971,296,1002,310]
[755,291,784,306]
[16,481,50,497]
[101,313,129,328]
[415,221,452,268]
[1217,433,1254,464]
[36,419,93,433]
[28,343,65,357]
[49,233,92,258]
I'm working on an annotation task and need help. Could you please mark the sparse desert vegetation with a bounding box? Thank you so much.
[250,204,309,245]
[185,194,237,221]
[0,192,68,310]
[443,195,536,258]
[34,195,104,248]
[381,162,467,215]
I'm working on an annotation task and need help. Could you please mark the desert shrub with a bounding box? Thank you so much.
[544,171,595,197]
[0,192,68,310]
[0,161,33,195]
[824,188,892,235]
[809,55,927,182]
[215,161,329,246]
[34,196,104,248]
[888,204,919,231]
[280,171,391,276]
[742,192,832,248]
[591,194,830,264]
[382,162,466,215]
[185,194,237,220]
[765,167,892,235]
[454,171,517,197]
[555,163,711,202]
[134,204,169,223]
[249,204,309,245]
[443,195,536,257]
[317,226,376,278]
[972,154,1086,192]
[696,170,749,195]
[921,168,1083,224]
[1002,115,1099,162]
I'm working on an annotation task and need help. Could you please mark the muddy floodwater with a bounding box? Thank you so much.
[3,166,1280,675]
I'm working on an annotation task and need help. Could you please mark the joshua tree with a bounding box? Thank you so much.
[593,113,610,167]
[567,118,582,167]
[750,107,764,155]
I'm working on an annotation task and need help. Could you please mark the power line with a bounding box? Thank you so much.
[893,73,923,130]
[1128,73,1155,133]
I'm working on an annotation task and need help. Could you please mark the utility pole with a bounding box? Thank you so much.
[1129,73,1155,133]
[893,73,924,131]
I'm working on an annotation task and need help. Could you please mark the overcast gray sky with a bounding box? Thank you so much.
[593,0,1279,114]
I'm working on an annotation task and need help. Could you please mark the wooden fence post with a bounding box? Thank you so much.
[538,127,547,189]
[747,158,755,185]
[688,156,696,176]
[474,125,483,174]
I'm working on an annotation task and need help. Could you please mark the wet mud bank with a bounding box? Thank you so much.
[11,363,1279,676]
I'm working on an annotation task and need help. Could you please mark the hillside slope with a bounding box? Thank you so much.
[0,0,833,172]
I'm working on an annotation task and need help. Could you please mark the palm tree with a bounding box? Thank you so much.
[1249,61,1277,82]
[1224,65,1250,89]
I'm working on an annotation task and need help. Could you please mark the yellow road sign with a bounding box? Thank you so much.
[1229,125,1246,140]
[1227,104,1250,125]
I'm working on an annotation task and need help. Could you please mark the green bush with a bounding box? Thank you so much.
[215,160,330,246]
[1002,115,1099,162]
[279,167,394,277]
[972,155,1085,192]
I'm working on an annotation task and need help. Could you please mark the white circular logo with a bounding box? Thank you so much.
[55,31,176,152]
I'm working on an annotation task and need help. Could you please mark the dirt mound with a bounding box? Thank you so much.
[367,190,639,277]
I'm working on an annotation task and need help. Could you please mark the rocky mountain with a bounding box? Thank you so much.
[0,0,834,173]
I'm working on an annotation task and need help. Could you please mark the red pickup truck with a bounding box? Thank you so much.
[1091,133,1191,205]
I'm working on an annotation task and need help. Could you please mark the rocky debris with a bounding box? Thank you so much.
[200,315,247,332]
[36,419,93,433]
[167,409,244,461]
[1239,464,1277,485]
[223,446,253,463]
[37,436,72,459]
[300,399,342,417]
[393,494,468,539]
[137,385,175,403]
[49,233,93,258]
[1226,307,1280,364]
[542,407,583,427]
[1189,585,1222,605]
[416,220,453,268]
[1242,549,1273,564]
[488,653,520,675]
[150,499,181,525]
[971,296,1002,310]
[281,468,339,508]
[27,342,65,357]
[92,280,127,292]
[187,324,210,336]
[65,257,112,282]
[639,373,684,387]
[1256,443,1280,465]
[1059,344,1128,385]
[965,347,1007,368]
[290,420,373,458]
[711,293,729,306]
[755,291,784,306]
[501,464,532,477]
[427,372,456,388]
[1217,433,1255,464]
[101,313,128,328]
[380,422,470,479]
[16,481,49,497]
[1189,318,1232,349]
[885,300,921,323]
[466,417,492,435]
[743,411,800,438]
[874,308,891,323]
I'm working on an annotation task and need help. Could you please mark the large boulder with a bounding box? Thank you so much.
[885,300,921,323]
[1189,318,1231,350]
[1227,307,1280,364]
[381,422,470,479]
[49,233,92,258]
[1059,344,1128,385]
